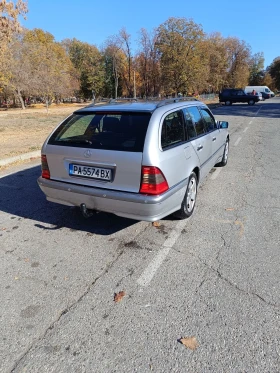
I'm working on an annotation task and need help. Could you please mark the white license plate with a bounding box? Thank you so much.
[69,164,111,180]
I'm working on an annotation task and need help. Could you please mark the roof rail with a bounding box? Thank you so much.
[155,96,197,108]
[109,98,138,104]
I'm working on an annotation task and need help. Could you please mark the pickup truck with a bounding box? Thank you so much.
[219,89,260,105]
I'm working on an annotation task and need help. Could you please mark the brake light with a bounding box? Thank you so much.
[139,166,169,195]
[41,155,50,179]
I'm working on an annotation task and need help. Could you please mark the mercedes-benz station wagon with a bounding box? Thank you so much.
[38,98,229,222]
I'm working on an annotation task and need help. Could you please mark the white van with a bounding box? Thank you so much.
[244,86,274,98]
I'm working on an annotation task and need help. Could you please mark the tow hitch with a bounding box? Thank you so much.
[80,203,94,218]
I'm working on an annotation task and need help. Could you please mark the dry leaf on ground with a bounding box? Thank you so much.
[152,221,160,227]
[114,291,126,302]
[225,208,235,211]
[179,336,199,350]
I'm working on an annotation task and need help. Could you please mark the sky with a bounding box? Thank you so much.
[21,0,279,68]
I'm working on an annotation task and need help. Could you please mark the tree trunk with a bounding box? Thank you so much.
[15,89,25,109]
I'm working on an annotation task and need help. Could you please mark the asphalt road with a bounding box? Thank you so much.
[1,98,280,373]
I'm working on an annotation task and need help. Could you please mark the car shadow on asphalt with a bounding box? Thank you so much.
[0,165,137,235]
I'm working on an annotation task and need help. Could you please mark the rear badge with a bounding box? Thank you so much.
[84,149,92,158]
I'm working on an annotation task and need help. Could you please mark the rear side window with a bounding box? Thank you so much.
[48,112,151,152]
[187,106,206,136]
[161,110,184,149]
[183,108,197,140]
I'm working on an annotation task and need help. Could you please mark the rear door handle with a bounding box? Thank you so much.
[197,145,203,151]
[212,137,216,141]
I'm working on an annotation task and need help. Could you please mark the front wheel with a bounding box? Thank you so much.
[216,139,229,167]
[173,172,197,219]
[225,100,232,106]
[248,99,255,105]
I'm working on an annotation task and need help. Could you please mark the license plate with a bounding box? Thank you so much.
[69,164,111,181]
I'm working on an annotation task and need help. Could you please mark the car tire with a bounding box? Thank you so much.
[248,99,255,105]
[225,100,232,106]
[174,172,197,219]
[216,139,229,167]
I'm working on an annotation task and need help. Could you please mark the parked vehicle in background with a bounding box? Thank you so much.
[255,92,264,101]
[219,88,259,105]
[38,97,229,222]
[244,86,274,98]
[260,91,271,99]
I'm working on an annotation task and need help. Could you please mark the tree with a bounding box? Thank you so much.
[63,38,105,99]
[8,29,78,109]
[204,33,228,92]
[0,0,27,85]
[224,37,251,88]
[136,28,161,97]
[248,52,265,85]
[268,57,280,90]
[155,17,205,96]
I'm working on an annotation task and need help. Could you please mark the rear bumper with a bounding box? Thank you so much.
[37,177,188,222]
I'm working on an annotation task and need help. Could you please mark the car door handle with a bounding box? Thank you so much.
[212,137,216,141]
[197,145,203,151]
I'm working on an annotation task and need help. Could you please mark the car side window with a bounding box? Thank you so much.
[187,106,205,136]
[183,108,197,140]
[161,110,184,149]
[199,108,217,132]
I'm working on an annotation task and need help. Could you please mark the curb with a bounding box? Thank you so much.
[0,150,41,167]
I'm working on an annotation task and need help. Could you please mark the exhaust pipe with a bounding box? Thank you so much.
[80,203,94,218]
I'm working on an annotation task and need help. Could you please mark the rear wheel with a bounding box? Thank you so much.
[225,100,232,106]
[174,172,197,219]
[248,99,255,105]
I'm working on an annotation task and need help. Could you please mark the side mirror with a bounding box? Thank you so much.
[218,121,229,129]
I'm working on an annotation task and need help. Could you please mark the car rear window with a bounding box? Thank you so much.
[48,111,151,152]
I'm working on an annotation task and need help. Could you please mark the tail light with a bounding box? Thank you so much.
[139,166,169,195]
[41,155,50,179]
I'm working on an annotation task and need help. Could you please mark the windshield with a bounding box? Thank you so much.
[48,111,151,152]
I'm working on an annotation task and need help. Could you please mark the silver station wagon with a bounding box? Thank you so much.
[38,98,229,222]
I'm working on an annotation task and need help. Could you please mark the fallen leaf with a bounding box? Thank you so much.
[225,208,235,211]
[152,221,160,227]
[179,336,199,350]
[114,291,125,302]
[14,276,19,280]
[1,227,6,231]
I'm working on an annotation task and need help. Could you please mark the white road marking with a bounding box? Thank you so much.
[249,121,252,124]
[137,220,186,287]
[234,137,242,146]
[211,168,221,180]
[243,127,249,133]
[256,105,262,116]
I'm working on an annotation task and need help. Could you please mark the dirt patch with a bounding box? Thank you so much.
[0,104,86,159]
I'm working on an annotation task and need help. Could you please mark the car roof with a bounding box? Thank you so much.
[73,98,203,114]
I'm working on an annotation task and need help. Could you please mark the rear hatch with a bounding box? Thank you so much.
[45,110,151,193]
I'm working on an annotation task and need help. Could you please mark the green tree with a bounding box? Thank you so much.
[63,38,105,99]
[248,52,265,85]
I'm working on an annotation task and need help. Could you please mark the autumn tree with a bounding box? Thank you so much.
[204,33,228,92]
[102,37,124,98]
[8,29,78,109]
[0,0,27,85]
[268,57,280,90]
[63,38,105,99]
[155,17,205,96]
[135,28,161,97]
[224,37,251,88]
